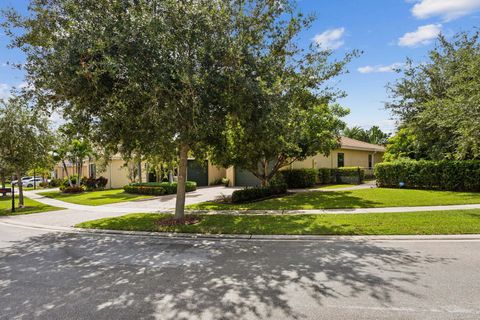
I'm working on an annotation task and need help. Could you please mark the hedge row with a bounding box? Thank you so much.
[375,160,480,191]
[280,169,317,188]
[125,181,197,195]
[231,184,288,203]
[318,167,365,185]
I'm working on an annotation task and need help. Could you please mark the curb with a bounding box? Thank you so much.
[2,219,480,242]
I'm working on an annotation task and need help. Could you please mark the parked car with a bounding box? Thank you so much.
[22,177,44,188]
[11,176,34,186]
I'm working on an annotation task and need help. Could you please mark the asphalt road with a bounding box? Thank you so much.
[0,224,479,320]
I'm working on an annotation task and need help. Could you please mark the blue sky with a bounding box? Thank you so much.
[1,0,480,132]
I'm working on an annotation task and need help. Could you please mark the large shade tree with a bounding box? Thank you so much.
[386,31,480,160]
[4,0,354,218]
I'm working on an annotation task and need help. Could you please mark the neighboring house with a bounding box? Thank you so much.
[225,137,385,186]
[53,137,385,189]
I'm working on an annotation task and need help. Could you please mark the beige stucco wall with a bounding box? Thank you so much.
[287,149,384,170]
[54,159,148,189]
[208,161,226,185]
[225,167,235,187]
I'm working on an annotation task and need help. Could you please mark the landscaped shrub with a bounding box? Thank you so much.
[231,183,288,203]
[125,181,197,195]
[280,169,317,188]
[336,167,365,184]
[123,185,166,196]
[48,178,62,188]
[317,167,364,184]
[318,168,336,184]
[210,177,230,186]
[39,182,49,188]
[60,186,85,193]
[84,176,109,191]
[61,175,79,188]
[375,160,480,191]
[96,176,108,189]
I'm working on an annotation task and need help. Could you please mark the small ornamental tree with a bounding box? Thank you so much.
[0,96,53,207]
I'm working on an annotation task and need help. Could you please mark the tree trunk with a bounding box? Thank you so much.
[168,162,174,183]
[174,144,189,220]
[62,161,73,187]
[16,170,24,207]
[138,162,142,183]
[1,176,5,189]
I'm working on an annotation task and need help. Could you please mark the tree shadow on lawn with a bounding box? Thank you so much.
[265,191,381,210]
[0,232,452,319]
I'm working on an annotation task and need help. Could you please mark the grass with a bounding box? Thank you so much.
[76,209,480,235]
[38,189,153,206]
[188,188,480,210]
[0,196,63,216]
[317,184,354,190]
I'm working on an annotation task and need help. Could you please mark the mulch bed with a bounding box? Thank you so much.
[155,215,202,226]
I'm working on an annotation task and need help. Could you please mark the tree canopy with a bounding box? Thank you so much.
[386,31,480,160]
[342,126,390,146]
[4,0,357,217]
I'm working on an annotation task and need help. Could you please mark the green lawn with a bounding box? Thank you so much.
[39,189,152,206]
[0,196,62,216]
[76,209,480,235]
[317,184,354,190]
[38,189,153,206]
[188,188,480,210]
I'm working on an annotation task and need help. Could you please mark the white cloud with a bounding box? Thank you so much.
[358,63,403,74]
[0,83,10,100]
[411,0,480,21]
[398,24,441,47]
[312,27,346,50]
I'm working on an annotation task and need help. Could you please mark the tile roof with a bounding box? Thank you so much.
[340,136,386,152]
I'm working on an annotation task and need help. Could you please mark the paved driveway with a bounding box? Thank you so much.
[0,224,479,320]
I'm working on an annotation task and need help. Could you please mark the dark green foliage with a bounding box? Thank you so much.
[61,175,78,188]
[48,178,62,188]
[231,184,288,204]
[343,126,390,145]
[386,32,480,160]
[60,186,85,193]
[318,167,364,184]
[280,169,318,188]
[318,168,337,184]
[83,176,109,191]
[123,185,166,196]
[125,181,197,195]
[336,167,365,184]
[375,160,480,191]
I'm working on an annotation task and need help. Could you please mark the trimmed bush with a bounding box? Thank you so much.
[231,184,288,203]
[318,167,365,185]
[375,160,480,191]
[48,178,63,188]
[336,167,365,184]
[83,176,109,191]
[280,169,317,188]
[124,185,166,196]
[318,168,336,184]
[60,186,85,193]
[125,181,197,195]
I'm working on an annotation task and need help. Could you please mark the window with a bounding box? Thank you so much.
[368,154,373,169]
[89,164,96,178]
[337,153,345,168]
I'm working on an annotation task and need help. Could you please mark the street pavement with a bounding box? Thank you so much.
[1,223,480,320]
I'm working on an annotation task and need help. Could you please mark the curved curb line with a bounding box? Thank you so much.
[2,219,480,242]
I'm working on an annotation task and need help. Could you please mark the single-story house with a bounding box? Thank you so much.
[53,137,385,189]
